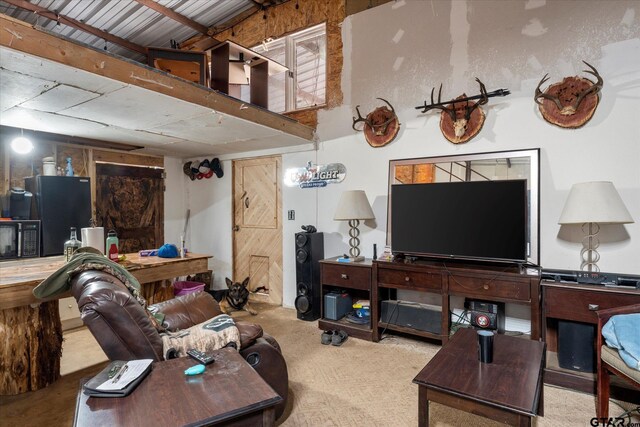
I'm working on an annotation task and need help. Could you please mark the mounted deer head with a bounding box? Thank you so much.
[534,61,603,128]
[420,78,489,144]
[352,98,400,147]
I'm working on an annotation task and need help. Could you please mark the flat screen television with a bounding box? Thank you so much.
[390,179,528,263]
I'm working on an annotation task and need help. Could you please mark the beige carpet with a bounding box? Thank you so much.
[232,304,640,427]
[2,303,637,427]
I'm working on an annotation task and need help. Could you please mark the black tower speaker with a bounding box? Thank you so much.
[294,232,324,321]
[557,320,596,373]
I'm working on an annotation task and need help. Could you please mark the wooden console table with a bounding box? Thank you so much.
[542,280,640,402]
[0,253,211,395]
[373,259,541,343]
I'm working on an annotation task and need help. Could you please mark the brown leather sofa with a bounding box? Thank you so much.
[71,270,288,419]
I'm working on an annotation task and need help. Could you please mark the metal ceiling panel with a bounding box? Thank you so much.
[0,0,254,61]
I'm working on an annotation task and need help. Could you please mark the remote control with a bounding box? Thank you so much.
[186,349,215,365]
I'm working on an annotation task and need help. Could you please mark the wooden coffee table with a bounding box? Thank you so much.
[413,328,545,426]
[73,348,282,426]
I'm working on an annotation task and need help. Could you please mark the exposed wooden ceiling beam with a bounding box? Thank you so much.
[2,0,148,55]
[132,0,213,38]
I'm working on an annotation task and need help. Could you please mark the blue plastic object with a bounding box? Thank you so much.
[158,243,179,258]
[65,157,74,176]
[184,364,206,376]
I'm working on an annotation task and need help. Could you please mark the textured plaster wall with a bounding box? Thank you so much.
[174,1,640,311]
[284,0,640,308]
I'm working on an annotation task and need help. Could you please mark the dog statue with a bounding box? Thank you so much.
[210,277,257,315]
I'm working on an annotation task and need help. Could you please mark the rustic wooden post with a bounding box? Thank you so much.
[0,301,63,395]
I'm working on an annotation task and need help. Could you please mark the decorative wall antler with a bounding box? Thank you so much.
[352,98,400,147]
[534,61,603,128]
[416,79,508,144]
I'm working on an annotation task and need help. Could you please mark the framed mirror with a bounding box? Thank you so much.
[387,149,540,265]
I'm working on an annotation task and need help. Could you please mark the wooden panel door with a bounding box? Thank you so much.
[96,164,164,254]
[233,156,282,306]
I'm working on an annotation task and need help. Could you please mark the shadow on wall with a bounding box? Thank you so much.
[325,231,348,258]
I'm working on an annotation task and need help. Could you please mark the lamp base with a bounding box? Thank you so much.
[350,255,365,262]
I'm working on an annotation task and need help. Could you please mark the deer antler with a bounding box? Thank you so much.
[353,98,398,134]
[535,61,603,115]
[419,84,457,122]
[462,78,489,121]
[370,98,397,132]
[573,61,603,110]
[534,74,564,109]
[352,105,371,131]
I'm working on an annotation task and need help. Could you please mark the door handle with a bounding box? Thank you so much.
[341,273,348,279]
[245,197,250,208]
[233,225,240,232]
[588,304,599,311]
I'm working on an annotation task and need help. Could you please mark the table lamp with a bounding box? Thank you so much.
[334,190,375,262]
[558,181,634,272]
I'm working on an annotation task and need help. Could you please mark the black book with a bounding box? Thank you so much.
[83,359,153,398]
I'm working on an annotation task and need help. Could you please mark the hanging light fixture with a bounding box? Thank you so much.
[11,130,33,154]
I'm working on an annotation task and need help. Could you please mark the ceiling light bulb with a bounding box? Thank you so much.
[11,136,34,154]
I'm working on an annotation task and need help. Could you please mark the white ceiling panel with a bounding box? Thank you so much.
[0,68,56,112]
[0,38,313,158]
[0,48,126,94]
[20,84,102,112]
[133,140,227,157]
[0,106,109,135]
[89,126,189,146]
[62,85,209,130]
[151,111,282,145]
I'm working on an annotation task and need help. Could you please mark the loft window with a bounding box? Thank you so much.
[240,23,326,113]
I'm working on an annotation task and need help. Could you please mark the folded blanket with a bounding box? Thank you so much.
[33,252,140,299]
[602,313,640,371]
[33,251,164,330]
[161,314,240,360]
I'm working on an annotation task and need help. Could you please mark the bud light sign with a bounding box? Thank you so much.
[284,162,346,189]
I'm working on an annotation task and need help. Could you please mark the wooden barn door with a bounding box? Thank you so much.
[96,164,164,254]
[233,156,282,306]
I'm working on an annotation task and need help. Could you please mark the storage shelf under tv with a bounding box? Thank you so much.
[377,321,444,341]
[372,258,541,344]
[318,258,374,341]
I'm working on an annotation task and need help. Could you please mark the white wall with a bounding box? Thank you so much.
[170,0,640,308]
[164,157,187,244]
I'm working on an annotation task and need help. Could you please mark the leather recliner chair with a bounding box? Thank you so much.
[70,270,288,419]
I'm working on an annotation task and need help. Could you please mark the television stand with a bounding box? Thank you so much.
[372,258,541,343]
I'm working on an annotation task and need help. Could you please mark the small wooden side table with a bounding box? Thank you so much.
[413,328,545,426]
[74,348,282,426]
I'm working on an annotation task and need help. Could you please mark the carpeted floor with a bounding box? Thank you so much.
[1,303,637,426]
[232,304,639,427]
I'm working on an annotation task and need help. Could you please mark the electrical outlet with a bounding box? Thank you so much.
[287,210,295,220]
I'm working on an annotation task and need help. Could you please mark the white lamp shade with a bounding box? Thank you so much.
[558,181,634,225]
[334,190,375,221]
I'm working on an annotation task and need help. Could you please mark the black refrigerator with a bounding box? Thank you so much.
[26,176,92,256]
